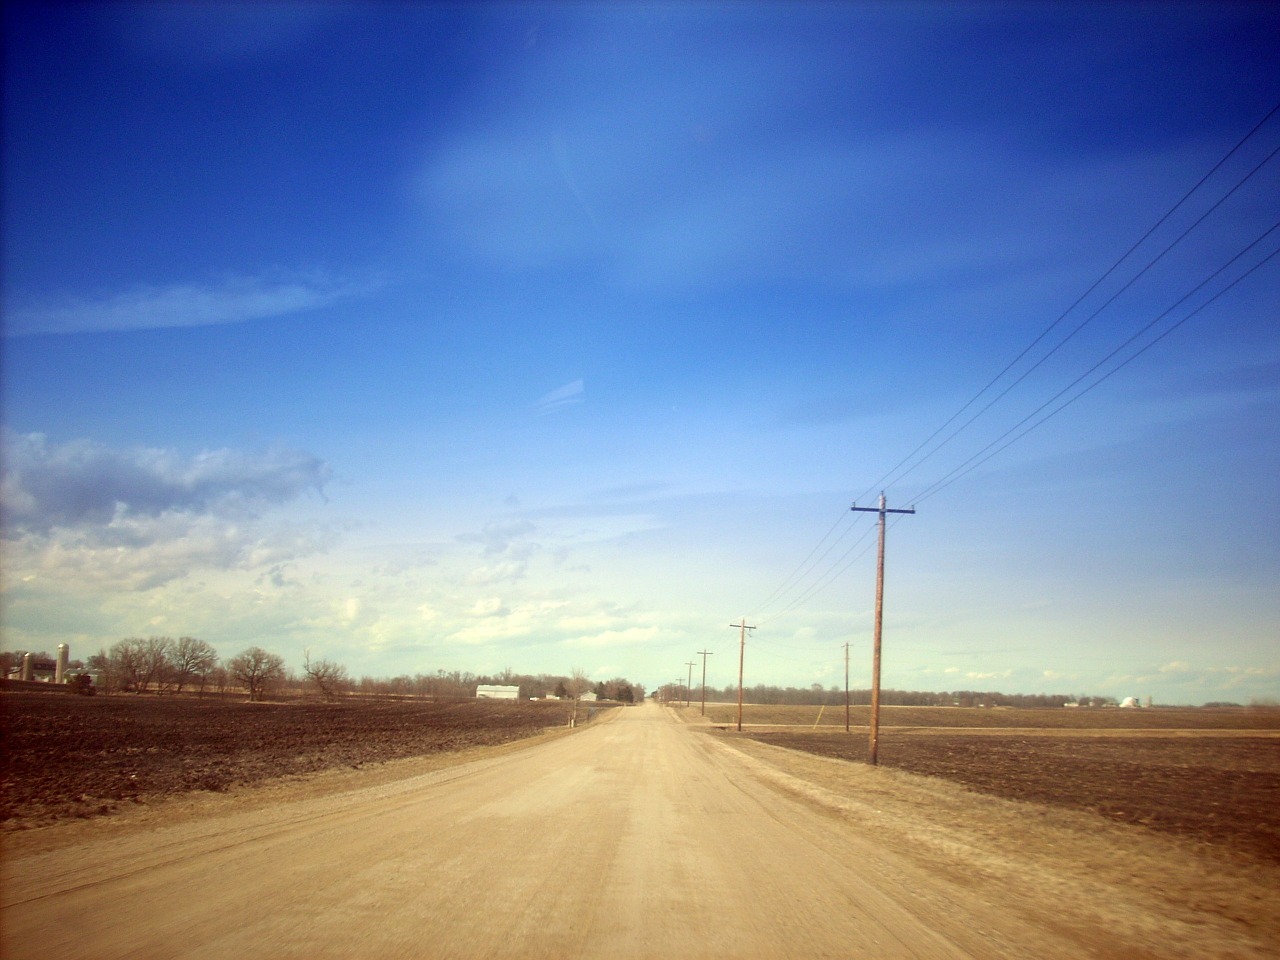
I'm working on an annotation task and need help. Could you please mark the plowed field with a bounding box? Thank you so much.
[694,705,1280,864]
[0,691,583,825]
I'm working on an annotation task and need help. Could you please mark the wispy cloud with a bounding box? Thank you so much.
[535,379,584,416]
[4,270,380,337]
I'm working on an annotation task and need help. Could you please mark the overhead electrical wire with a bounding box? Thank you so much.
[913,231,1280,506]
[876,137,1280,503]
[755,520,878,626]
[748,507,858,620]
[854,98,1280,507]
[740,100,1280,638]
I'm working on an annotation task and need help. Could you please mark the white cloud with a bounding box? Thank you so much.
[562,626,660,649]
[4,516,334,593]
[1,432,333,590]
[458,519,536,557]
[469,597,508,618]
[5,270,379,337]
[1,431,330,533]
[966,669,1014,681]
[468,561,528,585]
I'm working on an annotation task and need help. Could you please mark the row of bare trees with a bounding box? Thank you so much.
[64,639,645,706]
[87,637,293,701]
[89,636,218,694]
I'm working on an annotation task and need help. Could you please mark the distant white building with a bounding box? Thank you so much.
[475,685,520,700]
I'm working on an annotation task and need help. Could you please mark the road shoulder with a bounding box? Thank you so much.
[708,731,1280,960]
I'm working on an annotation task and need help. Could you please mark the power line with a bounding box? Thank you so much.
[875,137,1280,502]
[914,231,1280,505]
[750,509,859,621]
[735,100,1279,664]
[756,520,877,626]
[859,100,1280,506]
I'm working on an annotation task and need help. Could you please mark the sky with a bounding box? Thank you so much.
[2,2,1278,705]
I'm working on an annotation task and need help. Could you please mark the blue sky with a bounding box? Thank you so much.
[3,2,1277,704]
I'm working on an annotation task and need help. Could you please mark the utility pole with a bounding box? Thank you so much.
[844,641,850,733]
[697,650,713,715]
[685,661,696,708]
[851,492,915,765]
[729,619,755,732]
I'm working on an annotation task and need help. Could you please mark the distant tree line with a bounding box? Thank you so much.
[348,668,644,704]
[689,683,1114,709]
[3,642,645,706]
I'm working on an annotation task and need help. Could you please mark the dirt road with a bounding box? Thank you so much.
[2,702,1274,959]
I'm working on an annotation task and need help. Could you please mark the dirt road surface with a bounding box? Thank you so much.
[2,702,1275,959]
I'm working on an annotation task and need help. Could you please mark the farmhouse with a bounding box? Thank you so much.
[475,685,520,700]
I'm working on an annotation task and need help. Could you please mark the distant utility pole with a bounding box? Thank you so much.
[697,650,713,716]
[851,492,915,765]
[729,619,756,732]
[685,661,696,708]
[844,642,850,733]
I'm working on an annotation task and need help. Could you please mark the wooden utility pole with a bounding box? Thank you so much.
[851,492,915,765]
[697,650,713,715]
[685,662,696,708]
[844,642,850,733]
[729,619,755,732]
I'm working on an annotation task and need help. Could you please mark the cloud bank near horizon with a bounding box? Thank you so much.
[1,432,333,590]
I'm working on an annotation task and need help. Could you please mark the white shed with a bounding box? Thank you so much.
[475,685,520,700]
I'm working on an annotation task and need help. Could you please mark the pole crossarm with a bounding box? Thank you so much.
[850,501,917,518]
[849,492,915,765]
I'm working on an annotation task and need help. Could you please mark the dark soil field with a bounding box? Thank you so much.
[0,691,586,825]
[698,704,1280,865]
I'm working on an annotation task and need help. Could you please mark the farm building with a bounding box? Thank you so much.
[475,685,520,700]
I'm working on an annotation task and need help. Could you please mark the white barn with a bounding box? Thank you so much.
[475,685,520,700]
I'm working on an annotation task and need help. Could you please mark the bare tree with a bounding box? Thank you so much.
[227,646,286,701]
[302,649,350,700]
[171,636,218,693]
[108,638,149,693]
[568,668,590,727]
[139,636,177,692]
[210,665,230,697]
